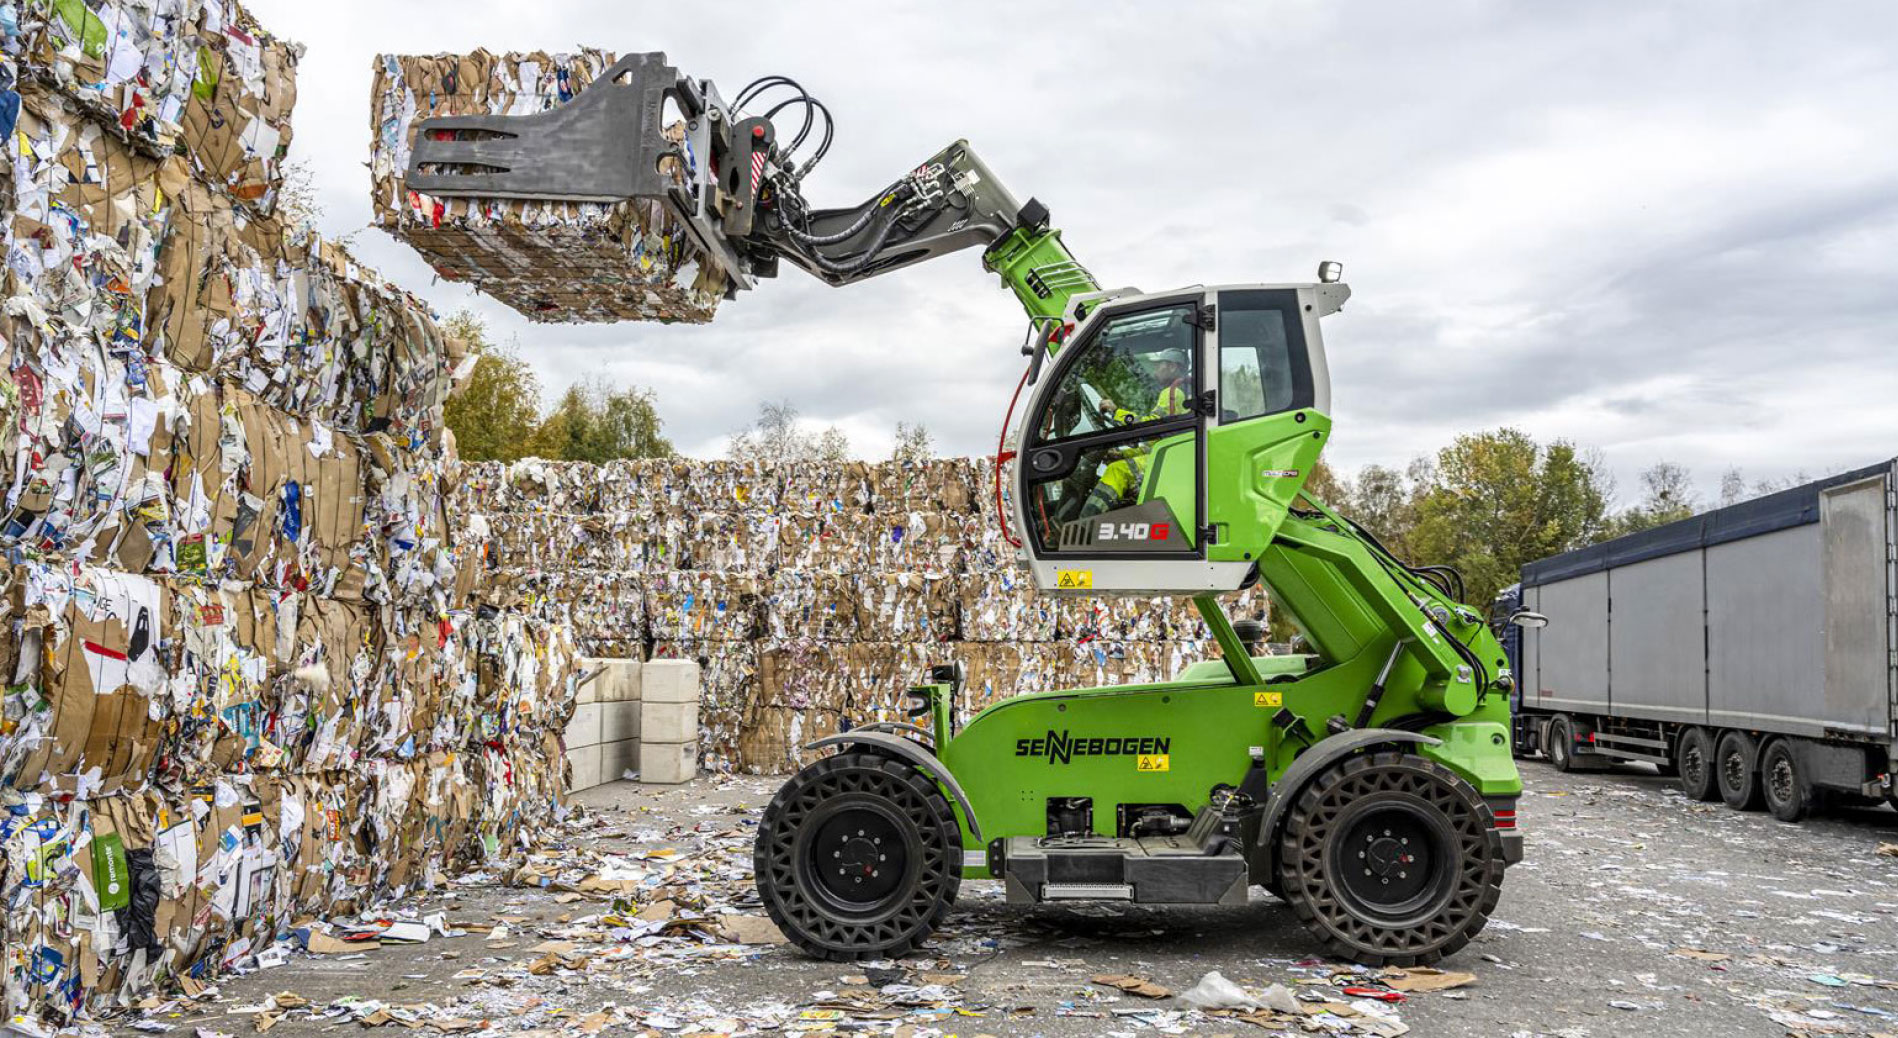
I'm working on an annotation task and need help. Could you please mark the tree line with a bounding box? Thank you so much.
[442,312,937,466]
[1309,428,1820,609]
[442,312,675,464]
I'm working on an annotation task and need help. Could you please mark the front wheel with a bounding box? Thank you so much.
[1277,752,1505,966]
[754,752,963,961]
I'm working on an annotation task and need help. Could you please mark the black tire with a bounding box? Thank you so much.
[1759,738,1812,823]
[1676,727,1719,802]
[1545,715,1576,772]
[754,752,962,961]
[1715,731,1764,812]
[1277,751,1504,967]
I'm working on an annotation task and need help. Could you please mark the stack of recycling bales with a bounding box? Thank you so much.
[367,49,727,324]
[457,458,1267,775]
[0,3,576,1024]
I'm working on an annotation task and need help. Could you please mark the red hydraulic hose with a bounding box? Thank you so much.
[993,365,1032,548]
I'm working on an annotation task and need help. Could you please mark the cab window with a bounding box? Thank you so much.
[1217,290,1312,421]
[1038,306,1197,443]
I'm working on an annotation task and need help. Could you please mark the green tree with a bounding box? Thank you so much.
[531,380,675,462]
[1348,463,1422,558]
[442,311,543,463]
[1408,429,1612,606]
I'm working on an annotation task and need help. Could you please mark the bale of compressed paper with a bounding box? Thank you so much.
[0,34,583,1023]
[368,49,726,324]
[14,0,301,211]
[460,457,1270,773]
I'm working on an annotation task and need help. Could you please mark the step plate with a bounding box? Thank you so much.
[998,836,1248,906]
[1042,883,1134,900]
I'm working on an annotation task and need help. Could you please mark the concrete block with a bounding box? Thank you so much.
[580,657,642,704]
[641,701,699,744]
[564,702,603,748]
[602,701,640,743]
[600,739,638,780]
[640,741,697,784]
[642,659,701,704]
[567,743,603,791]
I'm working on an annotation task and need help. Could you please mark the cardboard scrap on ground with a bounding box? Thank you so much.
[305,932,374,955]
[1381,967,1477,993]
[1673,947,1733,962]
[1878,842,1898,858]
[720,915,789,945]
[1093,974,1172,999]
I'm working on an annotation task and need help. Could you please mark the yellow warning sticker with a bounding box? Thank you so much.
[1136,754,1171,772]
[1253,691,1283,708]
[1055,569,1094,590]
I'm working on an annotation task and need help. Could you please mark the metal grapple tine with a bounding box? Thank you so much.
[405,52,688,204]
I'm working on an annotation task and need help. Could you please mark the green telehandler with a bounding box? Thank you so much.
[407,53,1537,966]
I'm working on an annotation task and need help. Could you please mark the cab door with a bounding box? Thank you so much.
[1016,292,1254,594]
[1202,287,1333,565]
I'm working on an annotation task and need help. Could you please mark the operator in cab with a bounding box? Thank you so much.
[1097,349,1190,426]
[1082,348,1192,516]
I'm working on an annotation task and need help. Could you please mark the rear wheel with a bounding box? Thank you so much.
[1759,738,1812,823]
[1277,752,1504,966]
[1715,731,1764,811]
[1676,727,1719,802]
[1545,715,1576,772]
[754,752,962,961]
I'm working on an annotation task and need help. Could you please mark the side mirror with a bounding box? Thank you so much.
[1508,609,1549,630]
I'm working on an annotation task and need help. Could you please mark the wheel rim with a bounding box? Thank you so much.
[1767,754,1795,805]
[1329,802,1457,926]
[1721,747,1747,790]
[1681,743,1706,787]
[801,799,914,915]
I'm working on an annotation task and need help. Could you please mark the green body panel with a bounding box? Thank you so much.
[1176,654,1313,682]
[1205,410,1333,563]
[983,226,1096,324]
[1138,430,1198,542]
[936,588,1519,879]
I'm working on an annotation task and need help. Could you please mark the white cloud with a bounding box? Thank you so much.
[252,0,1898,495]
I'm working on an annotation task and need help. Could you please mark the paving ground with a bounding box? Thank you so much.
[133,761,1898,1037]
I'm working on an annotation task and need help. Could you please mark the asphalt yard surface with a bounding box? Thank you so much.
[130,761,1898,1037]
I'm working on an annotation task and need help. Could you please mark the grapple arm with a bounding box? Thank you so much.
[403,52,1095,319]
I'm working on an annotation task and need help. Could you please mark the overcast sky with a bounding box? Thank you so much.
[252,0,1898,504]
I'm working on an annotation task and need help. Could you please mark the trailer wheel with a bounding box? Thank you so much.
[1277,751,1504,967]
[1676,727,1719,802]
[1545,715,1576,772]
[1714,731,1764,812]
[755,752,962,961]
[1759,738,1812,823]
